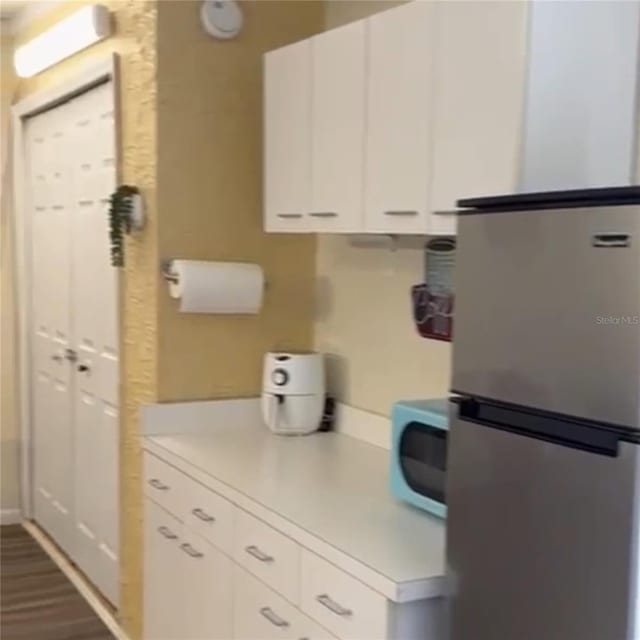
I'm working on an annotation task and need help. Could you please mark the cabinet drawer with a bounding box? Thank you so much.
[143,452,186,518]
[183,477,234,555]
[234,565,334,640]
[301,550,388,640]
[234,508,300,604]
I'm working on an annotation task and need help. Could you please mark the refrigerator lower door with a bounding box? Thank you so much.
[447,402,640,640]
[452,201,640,428]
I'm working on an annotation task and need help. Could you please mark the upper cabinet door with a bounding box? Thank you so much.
[310,21,366,233]
[365,1,434,235]
[520,0,640,192]
[430,0,529,223]
[264,40,312,233]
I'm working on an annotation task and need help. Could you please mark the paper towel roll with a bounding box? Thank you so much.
[168,260,264,314]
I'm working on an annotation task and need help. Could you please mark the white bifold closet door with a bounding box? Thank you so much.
[27,80,119,605]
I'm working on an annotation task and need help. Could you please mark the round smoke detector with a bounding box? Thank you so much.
[201,0,243,40]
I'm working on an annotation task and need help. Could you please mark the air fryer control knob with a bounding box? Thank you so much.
[271,368,288,386]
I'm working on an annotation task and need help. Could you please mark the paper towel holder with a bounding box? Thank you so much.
[160,259,268,289]
[160,260,180,284]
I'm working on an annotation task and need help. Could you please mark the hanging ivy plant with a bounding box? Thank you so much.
[108,185,140,267]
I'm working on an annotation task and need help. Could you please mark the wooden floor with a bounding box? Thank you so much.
[0,524,114,640]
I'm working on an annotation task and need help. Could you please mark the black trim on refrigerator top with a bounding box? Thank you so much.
[452,396,640,457]
[456,186,640,214]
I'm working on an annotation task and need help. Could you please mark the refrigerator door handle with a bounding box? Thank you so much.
[455,397,623,457]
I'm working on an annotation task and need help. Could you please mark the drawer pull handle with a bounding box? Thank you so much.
[277,213,303,219]
[316,594,352,617]
[309,211,338,218]
[384,209,418,217]
[259,607,289,628]
[148,478,169,491]
[157,526,178,540]
[192,508,215,523]
[592,232,631,248]
[245,545,274,563]
[180,543,204,558]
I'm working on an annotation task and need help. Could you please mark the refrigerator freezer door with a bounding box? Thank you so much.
[452,204,640,428]
[447,412,640,640]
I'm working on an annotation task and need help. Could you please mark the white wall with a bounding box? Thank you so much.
[313,1,452,419]
[315,237,452,417]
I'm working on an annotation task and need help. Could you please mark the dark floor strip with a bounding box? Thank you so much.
[0,525,114,640]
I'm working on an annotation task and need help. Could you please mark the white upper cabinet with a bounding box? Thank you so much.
[520,0,640,192]
[264,39,312,233]
[264,0,638,236]
[365,1,435,235]
[310,20,366,233]
[430,1,528,219]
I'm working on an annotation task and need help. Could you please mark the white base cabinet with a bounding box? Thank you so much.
[143,450,446,640]
[234,565,334,640]
[144,501,185,640]
[144,499,233,640]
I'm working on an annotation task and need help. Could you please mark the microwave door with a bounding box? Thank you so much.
[452,202,640,428]
[447,401,640,640]
[399,423,448,506]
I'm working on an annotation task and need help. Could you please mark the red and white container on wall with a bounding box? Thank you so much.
[411,238,455,341]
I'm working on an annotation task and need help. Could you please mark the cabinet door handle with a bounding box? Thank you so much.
[316,594,352,617]
[309,211,338,218]
[180,543,204,558]
[191,507,215,523]
[148,478,169,491]
[245,545,274,562]
[157,526,178,540]
[383,210,418,217]
[277,213,303,219]
[259,607,289,628]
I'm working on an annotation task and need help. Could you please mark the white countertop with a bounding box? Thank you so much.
[143,420,446,602]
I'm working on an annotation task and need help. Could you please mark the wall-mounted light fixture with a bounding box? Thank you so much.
[13,5,111,78]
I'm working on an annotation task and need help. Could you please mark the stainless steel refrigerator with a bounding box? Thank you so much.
[448,186,640,640]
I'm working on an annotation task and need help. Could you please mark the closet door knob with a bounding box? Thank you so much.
[77,364,90,373]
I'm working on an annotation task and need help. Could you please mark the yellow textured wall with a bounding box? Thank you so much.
[1,22,21,516]
[9,3,158,638]
[314,0,452,417]
[156,0,323,402]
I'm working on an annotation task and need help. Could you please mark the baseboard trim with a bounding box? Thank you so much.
[21,521,130,640]
[0,508,22,525]
[141,396,263,436]
[334,403,391,450]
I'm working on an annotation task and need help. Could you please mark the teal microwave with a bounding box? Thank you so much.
[389,399,450,518]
